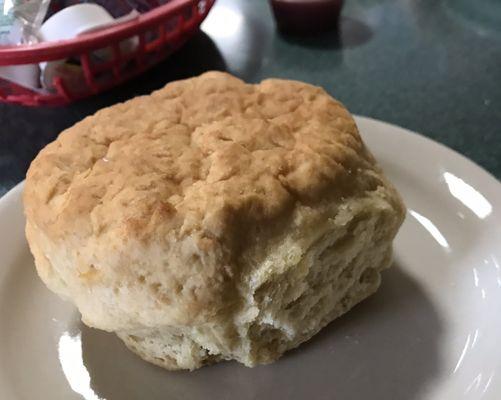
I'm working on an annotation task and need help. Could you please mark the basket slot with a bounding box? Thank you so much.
[88,51,135,74]
[53,76,72,101]
[92,60,114,74]
[164,14,179,34]
[181,5,197,30]
[146,23,168,52]
[192,2,199,17]
[0,79,45,105]
[164,15,183,43]
[80,53,99,93]
[145,35,164,52]
[197,0,207,16]
[158,24,166,43]
[182,5,193,21]
[135,32,147,68]
[111,43,122,79]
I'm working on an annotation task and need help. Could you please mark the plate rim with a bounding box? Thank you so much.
[0,115,500,400]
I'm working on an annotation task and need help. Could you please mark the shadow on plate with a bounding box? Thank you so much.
[279,17,373,50]
[81,262,442,400]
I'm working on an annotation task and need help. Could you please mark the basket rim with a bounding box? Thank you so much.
[0,0,211,65]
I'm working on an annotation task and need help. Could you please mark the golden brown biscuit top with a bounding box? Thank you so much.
[24,72,372,245]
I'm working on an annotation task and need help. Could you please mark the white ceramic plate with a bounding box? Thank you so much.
[0,116,500,400]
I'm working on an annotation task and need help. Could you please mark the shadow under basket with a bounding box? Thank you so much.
[0,0,215,106]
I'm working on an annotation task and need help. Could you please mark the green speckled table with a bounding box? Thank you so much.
[0,0,500,196]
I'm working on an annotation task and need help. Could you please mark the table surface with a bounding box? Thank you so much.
[1,0,500,197]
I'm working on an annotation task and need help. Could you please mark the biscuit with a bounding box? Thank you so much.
[24,72,405,370]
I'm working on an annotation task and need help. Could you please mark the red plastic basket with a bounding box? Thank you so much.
[0,0,215,106]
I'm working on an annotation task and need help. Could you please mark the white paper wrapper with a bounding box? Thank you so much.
[0,0,50,45]
[0,64,40,89]
[0,0,51,89]
[38,3,139,90]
